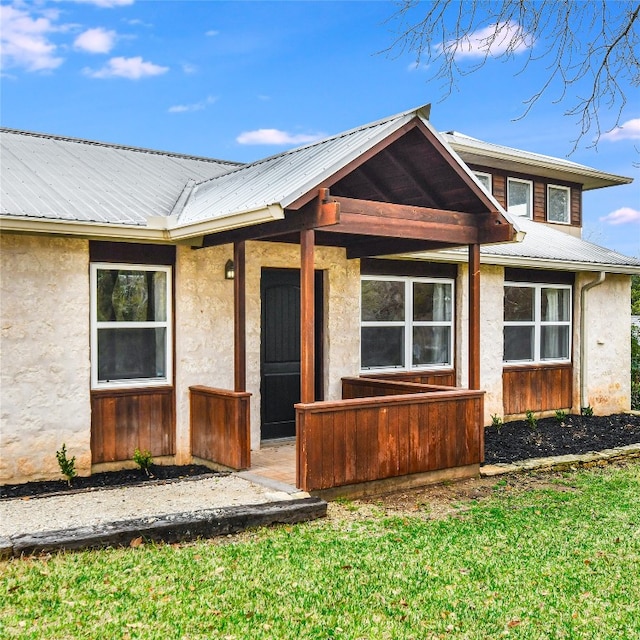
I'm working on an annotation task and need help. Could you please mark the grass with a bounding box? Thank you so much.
[2,463,640,639]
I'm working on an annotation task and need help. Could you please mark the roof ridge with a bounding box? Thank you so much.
[0,127,242,167]
[192,103,431,187]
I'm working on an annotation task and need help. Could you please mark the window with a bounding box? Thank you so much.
[361,276,454,371]
[507,178,533,218]
[504,282,571,363]
[91,264,172,388]
[547,184,571,224]
[473,171,492,194]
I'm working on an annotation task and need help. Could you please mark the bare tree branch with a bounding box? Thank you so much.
[384,0,640,152]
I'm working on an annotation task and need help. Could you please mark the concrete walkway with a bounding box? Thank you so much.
[0,472,325,558]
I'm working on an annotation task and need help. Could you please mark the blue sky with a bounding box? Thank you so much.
[1,0,638,257]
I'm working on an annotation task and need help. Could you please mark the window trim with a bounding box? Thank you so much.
[360,275,455,373]
[503,281,572,365]
[90,262,173,390]
[546,184,571,224]
[473,171,492,194]
[507,177,533,218]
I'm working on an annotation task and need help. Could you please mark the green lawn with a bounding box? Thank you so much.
[2,463,639,640]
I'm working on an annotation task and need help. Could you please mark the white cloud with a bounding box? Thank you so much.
[182,62,197,74]
[0,4,64,71]
[599,207,640,225]
[447,21,533,59]
[236,129,323,145]
[169,96,217,113]
[205,30,219,37]
[84,55,168,79]
[74,27,116,53]
[601,119,640,142]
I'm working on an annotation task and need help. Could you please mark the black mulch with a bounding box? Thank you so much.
[0,464,223,500]
[2,414,639,499]
[484,413,640,464]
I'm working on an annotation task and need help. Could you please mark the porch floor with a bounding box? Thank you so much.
[249,439,297,487]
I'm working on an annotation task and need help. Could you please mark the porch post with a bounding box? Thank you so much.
[468,243,481,390]
[233,240,246,392]
[300,229,315,403]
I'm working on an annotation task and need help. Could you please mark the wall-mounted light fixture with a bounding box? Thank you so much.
[224,259,235,280]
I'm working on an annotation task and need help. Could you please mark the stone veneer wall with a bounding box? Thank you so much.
[174,241,360,453]
[574,272,631,414]
[0,234,91,482]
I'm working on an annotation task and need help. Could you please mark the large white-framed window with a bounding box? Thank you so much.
[547,184,571,224]
[91,263,172,389]
[473,171,492,194]
[507,177,533,218]
[503,282,572,363]
[360,276,454,371]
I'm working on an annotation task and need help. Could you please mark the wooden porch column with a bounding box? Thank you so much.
[300,229,315,403]
[233,240,246,392]
[468,243,481,390]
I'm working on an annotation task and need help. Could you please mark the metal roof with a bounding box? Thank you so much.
[442,131,632,191]
[0,128,241,226]
[177,106,433,224]
[410,217,640,273]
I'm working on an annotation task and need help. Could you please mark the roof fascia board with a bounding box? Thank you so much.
[398,249,640,275]
[0,204,284,243]
[447,139,632,190]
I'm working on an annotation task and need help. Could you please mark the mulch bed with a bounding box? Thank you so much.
[483,412,640,464]
[2,414,639,499]
[0,464,220,500]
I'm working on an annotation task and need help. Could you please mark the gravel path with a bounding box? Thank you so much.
[0,475,295,538]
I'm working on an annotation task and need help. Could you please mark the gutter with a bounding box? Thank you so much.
[580,272,606,411]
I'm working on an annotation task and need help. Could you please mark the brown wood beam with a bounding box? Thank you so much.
[325,212,479,245]
[333,196,480,226]
[234,241,246,392]
[468,243,481,390]
[300,229,315,404]
[201,191,340,248]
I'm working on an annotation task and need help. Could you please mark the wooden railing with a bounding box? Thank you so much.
[190,386,251,470]
[362,369,456,387]
[91,386,175,463]
[296,377,484,492]
[342,376,453,399]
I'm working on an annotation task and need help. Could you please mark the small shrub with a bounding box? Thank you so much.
[525,410,538,429]
[133,448,153,477]
[555,409,567,423]
[56,443,77,487]
[581,405,594,417]
[491,414,503,430]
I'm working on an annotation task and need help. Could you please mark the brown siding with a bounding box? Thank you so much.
[91,387,175,463]
[356,370,456,387]
[190,386,251,470]
[503,364,573,415]
[466,164,583,229]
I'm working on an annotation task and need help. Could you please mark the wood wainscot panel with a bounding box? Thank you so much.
[91,387,175,463]
[190,386,251,470]
[503,364,573,416]
[361,370,456,387]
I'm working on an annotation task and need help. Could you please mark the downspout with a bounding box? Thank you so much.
[580,271,606,410]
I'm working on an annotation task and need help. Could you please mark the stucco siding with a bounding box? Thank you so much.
[577,273,631,414]
[0,234,91,482]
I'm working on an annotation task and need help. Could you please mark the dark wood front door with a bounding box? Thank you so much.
[260,268,323,440]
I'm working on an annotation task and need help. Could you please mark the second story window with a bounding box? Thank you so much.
[507,177,533,218]
[473,171,492,194]
[547,185,571,224]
